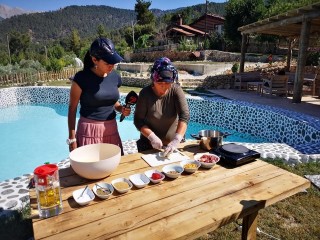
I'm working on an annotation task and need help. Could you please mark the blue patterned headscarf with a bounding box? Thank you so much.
[151,57,178,83]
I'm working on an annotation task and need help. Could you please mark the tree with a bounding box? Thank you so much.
[69,29,81,57]
[8,31,31,63]
[96,24,108,38]
[47,45,65,59]
[264,0,318,17]
[136,34,152,49]
[171,7,199,25]
[224,0,265,51]
[134,0,155,25]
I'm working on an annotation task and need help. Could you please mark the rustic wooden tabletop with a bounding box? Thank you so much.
[30,141,310,240]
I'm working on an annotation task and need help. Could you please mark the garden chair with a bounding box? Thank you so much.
[261,75,289,97]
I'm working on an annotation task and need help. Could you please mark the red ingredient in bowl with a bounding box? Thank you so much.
[199,154,219,163]
[151,172,162,180]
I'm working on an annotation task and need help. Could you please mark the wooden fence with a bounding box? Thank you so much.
[0,68,81,87]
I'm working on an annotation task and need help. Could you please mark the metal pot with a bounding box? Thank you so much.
[191,130,230,151]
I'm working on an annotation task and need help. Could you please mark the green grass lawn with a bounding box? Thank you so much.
[197,160,320,240]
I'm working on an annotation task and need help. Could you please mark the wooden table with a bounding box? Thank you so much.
[303,77,316,96]
[246,82,263,94]
[30,141,310,240]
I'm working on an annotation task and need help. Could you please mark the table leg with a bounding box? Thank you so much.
[257,84,262,95]
[312,81,315,96]
[241,211,258,240]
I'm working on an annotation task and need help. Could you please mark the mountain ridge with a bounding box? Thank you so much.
[0,4,36,19]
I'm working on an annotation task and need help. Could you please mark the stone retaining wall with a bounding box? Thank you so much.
[126,50,278,63]
[121,76,233,89]
[121,65,319,93]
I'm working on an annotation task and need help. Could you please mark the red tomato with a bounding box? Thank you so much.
[151,172,162,180]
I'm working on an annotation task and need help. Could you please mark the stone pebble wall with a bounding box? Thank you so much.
[188,97,320,148]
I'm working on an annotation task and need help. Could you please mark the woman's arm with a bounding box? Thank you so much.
[176,120,188,136]
[114,101,123,113]
[68,81,81,151]
[134,89,150,136]
[175,85,190,124]
[140,125,154,138]
[114,101,130,116]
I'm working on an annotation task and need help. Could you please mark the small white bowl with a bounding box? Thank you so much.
[144,169,165,183]
[162,164,184,179]
[180,160,201,173]
[194,153,220,169]
[129,173,150,188]
[93,182,114,199]
[111,178,133,193]
[73,186,95,206]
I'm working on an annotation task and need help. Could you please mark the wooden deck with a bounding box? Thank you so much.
[30,141,310,240]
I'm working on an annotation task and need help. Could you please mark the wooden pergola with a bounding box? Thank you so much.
[238,2,320,103]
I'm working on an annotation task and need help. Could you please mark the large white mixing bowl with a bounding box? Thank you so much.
[69,143,121,179]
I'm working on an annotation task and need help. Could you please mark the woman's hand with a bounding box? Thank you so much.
[115,102,131,116]
[163,133,183,156]
[69,142,77,152]
[147,132,163,149]
[121,106,131,116]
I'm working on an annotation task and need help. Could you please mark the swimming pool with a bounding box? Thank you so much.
[0,103,266,182]
[0,87,320,182]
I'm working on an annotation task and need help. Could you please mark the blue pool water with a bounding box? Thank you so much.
[0,104,266,181]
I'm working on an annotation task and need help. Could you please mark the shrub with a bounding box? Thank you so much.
[231,62,239,73]
[306,51,320,66]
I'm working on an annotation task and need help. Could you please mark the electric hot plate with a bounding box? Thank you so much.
[210,143,260,166]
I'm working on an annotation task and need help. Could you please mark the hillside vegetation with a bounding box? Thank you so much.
[0,3,226,43]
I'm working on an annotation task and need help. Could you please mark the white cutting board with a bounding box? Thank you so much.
[142,151,190,167]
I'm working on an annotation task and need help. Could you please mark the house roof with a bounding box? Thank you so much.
[166,13,222,38]
[178,25,206,35]
[168,27,195,36]
[192,13,225,25]
[238,2,320,38]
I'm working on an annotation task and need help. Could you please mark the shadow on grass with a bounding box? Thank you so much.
[0,209,33,240]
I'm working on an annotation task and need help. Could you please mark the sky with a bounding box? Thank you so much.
[0,0,226,12]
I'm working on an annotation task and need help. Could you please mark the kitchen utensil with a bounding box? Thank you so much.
[211,143,260,166]
[191,130,230,151]
[78,185,88,199]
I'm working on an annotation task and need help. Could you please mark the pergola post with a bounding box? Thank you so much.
[292,19,311,103]
[286,38,293,72]
[240,33,248,73]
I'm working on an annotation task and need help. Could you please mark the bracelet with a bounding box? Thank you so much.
[66,138,76,145]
